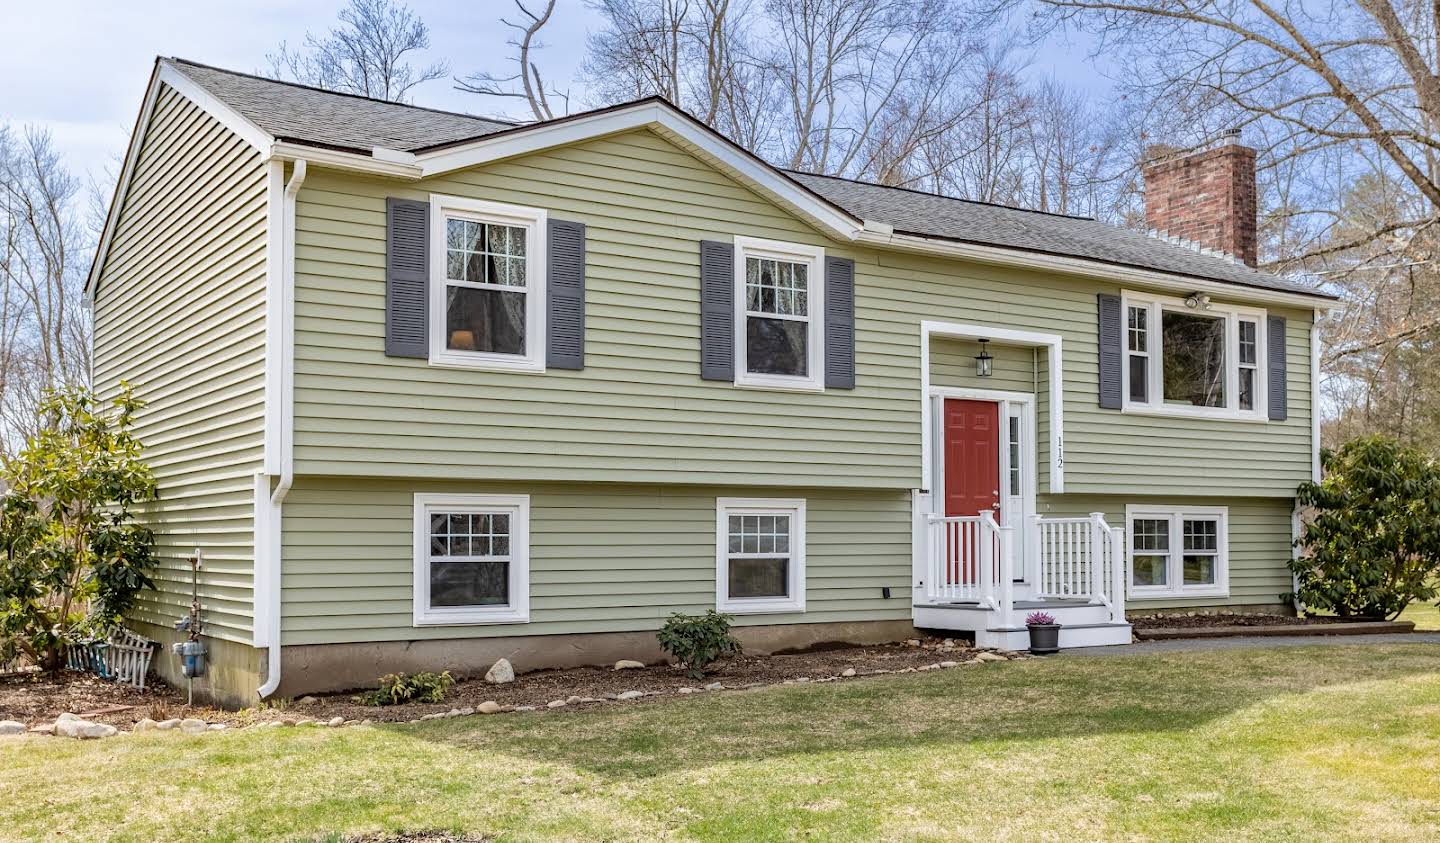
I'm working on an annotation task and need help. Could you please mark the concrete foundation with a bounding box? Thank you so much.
[274,619,918,697]
[131,620,263,710]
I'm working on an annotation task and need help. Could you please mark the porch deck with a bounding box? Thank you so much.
[912,508,1132,649]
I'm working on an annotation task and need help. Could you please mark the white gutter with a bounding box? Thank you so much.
[256,158,306,700]
[854,230,1336,310]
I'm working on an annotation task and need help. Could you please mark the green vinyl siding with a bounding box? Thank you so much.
[1035,494,1295,610]
[91,83,268,644]
[292,126,1313,498]
[279,478,913,645]
[930,337,1051,490]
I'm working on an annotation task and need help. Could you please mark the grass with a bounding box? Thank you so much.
[2,645,1439,842]
[1400,600,1440,630]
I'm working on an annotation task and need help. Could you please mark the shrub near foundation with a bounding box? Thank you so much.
[356,671,455,706]
[1293,436,1440,619]
[657,610,740,679]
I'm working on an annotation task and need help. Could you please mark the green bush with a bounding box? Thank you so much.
[355,671,455,706]
[0,385,159,673]
[1292,436,1440,619]
[657,610,740,679]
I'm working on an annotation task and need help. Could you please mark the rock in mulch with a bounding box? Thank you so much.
[0,720,26,735]
[53,714,118,740]
[614,659,645,670]
[477,701,502,715]
[178,718,208,735]
[975,652,1008,662]
[484,658,514,684]
[616,690,645,701]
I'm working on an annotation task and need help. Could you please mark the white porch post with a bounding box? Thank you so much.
[1109,526,1127,623]
[997,521,1015,622]
[1088,512,1106,604]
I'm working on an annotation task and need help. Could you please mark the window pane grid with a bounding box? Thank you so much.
[428,510,513,560]
[1130,512,1224,592]
[745,257,809,319]
[1127,306,1148,352]
[727,513,791,556]
[444,218,527,289]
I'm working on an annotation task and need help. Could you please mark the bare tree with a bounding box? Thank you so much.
[995,0,1440,443]
[0,125,92,451]
[456,0,569,120]
[268,0,447,102]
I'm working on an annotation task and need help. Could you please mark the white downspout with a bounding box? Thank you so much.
[257,158,306,700]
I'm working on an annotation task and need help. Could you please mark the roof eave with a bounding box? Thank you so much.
[856,229,1338,309]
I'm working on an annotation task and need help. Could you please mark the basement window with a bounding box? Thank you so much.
[413,493,530,625]
[716,498,807,613]
[1125,504,1229,599]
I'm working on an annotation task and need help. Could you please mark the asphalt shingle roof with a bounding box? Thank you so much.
[169,58,512,153]
[786,172,1325,297]
[166,57,1329,299]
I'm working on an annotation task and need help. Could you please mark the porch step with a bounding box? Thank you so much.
[975,622,1133,651]
[914,601,1131,650]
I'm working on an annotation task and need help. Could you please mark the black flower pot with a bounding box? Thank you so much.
[1027,623,1061,655]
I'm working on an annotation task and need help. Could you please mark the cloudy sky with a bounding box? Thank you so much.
[1,0,1108,184]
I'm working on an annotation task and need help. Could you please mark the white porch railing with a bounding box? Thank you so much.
[924,511,1014,614]
[920,509,1125,625]
[1032,513,1126,623]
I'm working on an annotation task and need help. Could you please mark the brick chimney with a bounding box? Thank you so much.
[1142,129,1257,267]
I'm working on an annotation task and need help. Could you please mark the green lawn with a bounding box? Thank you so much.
[1401,600,1440,630]
[3,645,1438,842]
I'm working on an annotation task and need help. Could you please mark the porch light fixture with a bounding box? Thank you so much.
[974,339,994,378]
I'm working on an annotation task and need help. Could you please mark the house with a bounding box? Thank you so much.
[88,58,1336,707]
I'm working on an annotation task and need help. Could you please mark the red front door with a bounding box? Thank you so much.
[943,399,1000,517]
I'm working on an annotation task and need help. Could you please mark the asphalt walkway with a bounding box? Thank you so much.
[1063,631,1440,657]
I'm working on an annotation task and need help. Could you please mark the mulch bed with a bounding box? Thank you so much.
[1128,613,1348,630]
[0,670,203,728]
[1128,612,1417,641]
[0,636,1008,729]
[281,637,994,725]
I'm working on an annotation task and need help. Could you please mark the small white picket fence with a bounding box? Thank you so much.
[62,628,157,690]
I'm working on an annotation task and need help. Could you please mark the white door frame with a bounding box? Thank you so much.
[928,387,1038,585]
[919,321,1064,493]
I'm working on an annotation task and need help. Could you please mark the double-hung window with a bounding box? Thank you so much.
[1121,291,1266,420]
[429,195,547,371]
[1125,505,1228,599]
[716,498,806,613]
[413,493,530,625]
[733,237,825,391]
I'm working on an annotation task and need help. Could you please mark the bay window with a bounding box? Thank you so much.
[1122,291,1266,420]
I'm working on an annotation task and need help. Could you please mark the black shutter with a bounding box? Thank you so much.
[825,256,855,389]
[547,219,586,369]
[699,240,734,381]
[1267,315,1287,421]
[385,197,429,358]
[1097,293,1122,409]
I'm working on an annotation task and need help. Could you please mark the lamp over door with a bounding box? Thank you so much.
[975,339,994,378]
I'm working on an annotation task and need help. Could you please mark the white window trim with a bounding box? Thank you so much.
[715,497,807,614]
[732,236,826,392]
[1125,504,1229,600]
[428,194,548,372]
[1120,290,1267,422]
[413,492,531,625]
